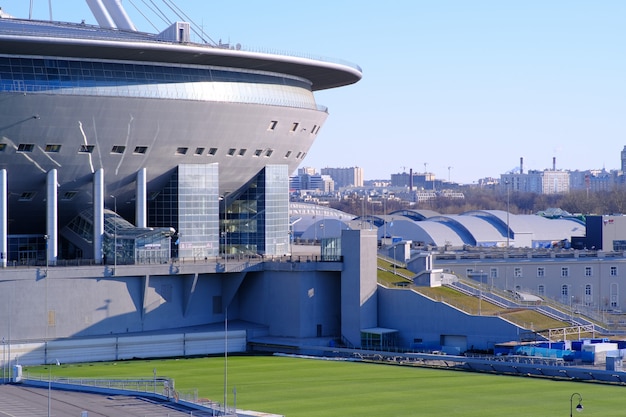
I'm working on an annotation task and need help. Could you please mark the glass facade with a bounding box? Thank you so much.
[321,237,342,261]
[223,165,289,256]
[64,209,174,265]
[149,164,219,260]
[0,56,316,108]
[263,165,290,256]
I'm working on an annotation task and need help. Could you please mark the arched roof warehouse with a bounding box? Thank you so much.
[290,203,586,249]
[383,219,466,248]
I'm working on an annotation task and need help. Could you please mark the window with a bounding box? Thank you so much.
[561,285,569,296]
[78,145,94,153]
[561,267,569,277]
[585,266,592,277]
[133,146,148,154]
[17,144,34,152]
[514,267,522,278]
[291,122,299,132]
[610,266,618,276]
[111,145,125,154]
[45,144,61,152]
[538,285,545,296]
[268,120,278,131]
[585,284,592,306]
[610,283,619,308]
[537,267,545,277]
[18,192,35,201]
[227,148,236,156]
[208,148,218,156]
[284,150,292,158]
[466,268,473,277]
[60,191,78,201]
[194,147,205,155]
[175,147,188,155]
[490,268,498,279]
[254,149,263,157]
[238,149,247,156]
[296,151,302,158]
[265,149,273,157]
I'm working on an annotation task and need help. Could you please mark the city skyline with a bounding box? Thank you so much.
[30,0,626,184]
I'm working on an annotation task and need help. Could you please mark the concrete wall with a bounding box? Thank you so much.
[0,331,246,366]
[0,270,226,341]
[237,270,341,338]
[341,229,378,347]
[378,287,522,351]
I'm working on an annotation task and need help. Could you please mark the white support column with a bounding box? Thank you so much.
[46,169,58,265]
[93,169,104,264]
[136,168,147,228]
[0,169,6,267]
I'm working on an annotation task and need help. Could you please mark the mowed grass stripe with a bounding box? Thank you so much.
[27,355,626,417]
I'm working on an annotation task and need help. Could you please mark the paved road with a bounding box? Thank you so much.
[0,384,212,416]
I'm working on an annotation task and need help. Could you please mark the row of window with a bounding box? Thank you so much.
[0,56,312,90]
[8,142,309,161]
[470,265,619,279]
[5,117,318,159]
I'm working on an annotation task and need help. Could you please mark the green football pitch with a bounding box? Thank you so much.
[26,355,626,417]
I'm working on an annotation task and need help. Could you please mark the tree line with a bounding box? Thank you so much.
[329,188,626,216]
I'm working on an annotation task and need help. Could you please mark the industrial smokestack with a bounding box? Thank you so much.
[409,168,413,191]
[520,157,523,175]
[553,157,556,171]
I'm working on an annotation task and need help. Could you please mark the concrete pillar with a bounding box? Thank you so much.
[136,168,147,228]
[341,228,378,347]
[93,169,104,263]
[46,169,58,265]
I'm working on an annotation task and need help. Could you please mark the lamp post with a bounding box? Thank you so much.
[570,392,583,417]
[110,195,117,272]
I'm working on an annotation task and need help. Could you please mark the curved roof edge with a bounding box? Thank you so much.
[0,21,362,91]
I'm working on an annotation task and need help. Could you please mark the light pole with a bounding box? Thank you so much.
[383,192,387,243]
[47,359,60,417]
[479,270,483,316]
[110,195,117,272]
[570,392,583,417]
[393,243,397,275]
[505,180,510,248]
[224,305,228,415]
[43,234,48,276]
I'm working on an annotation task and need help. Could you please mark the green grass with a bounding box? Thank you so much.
[25,355,626,417]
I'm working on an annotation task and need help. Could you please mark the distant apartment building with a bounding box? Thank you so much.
[298,166,317,176]
[501,157,569,194]
[391,171,435,189]
[320,167,363,188]
[569,169,621,192]
[501,170,569,194]
[290,168,334,192]
[413,190,465,203]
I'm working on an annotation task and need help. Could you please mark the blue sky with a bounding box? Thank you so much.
[10,1,626,184]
